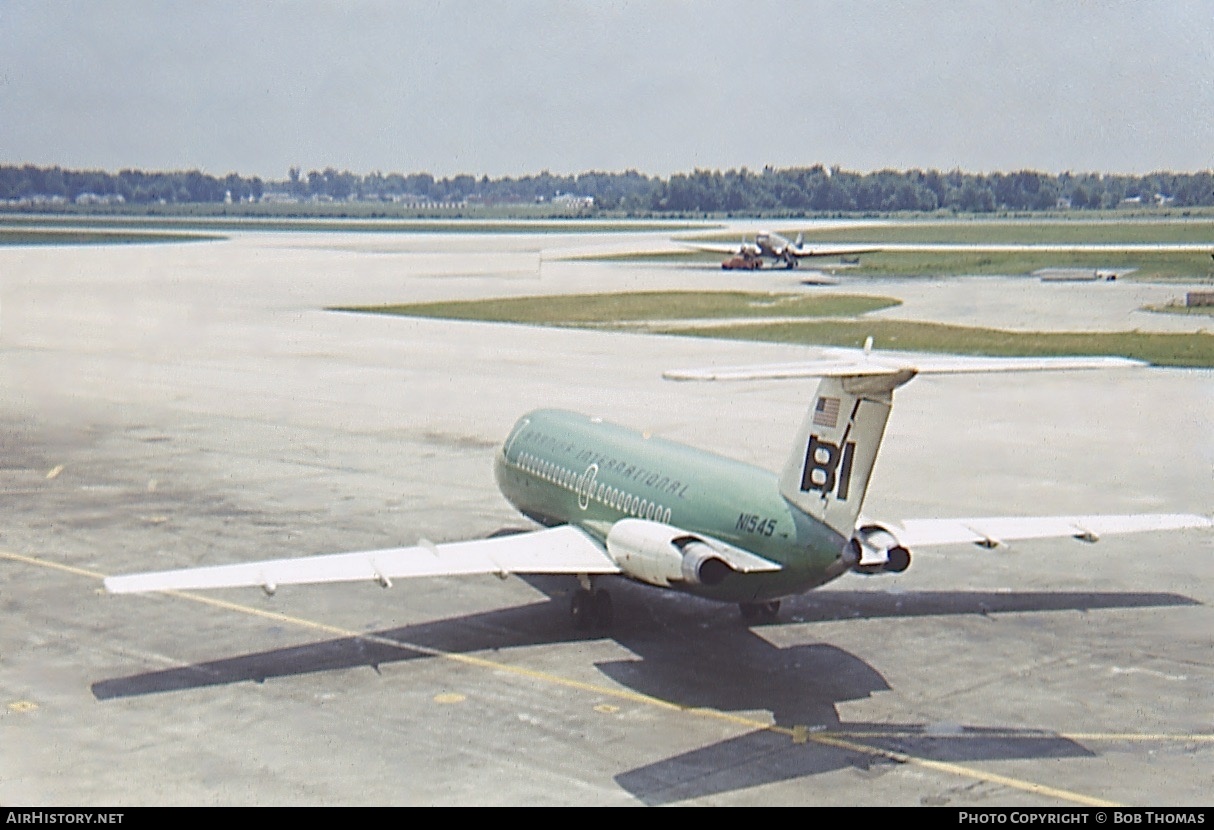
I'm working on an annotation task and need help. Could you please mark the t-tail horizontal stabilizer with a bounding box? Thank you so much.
[663,349,1145,382]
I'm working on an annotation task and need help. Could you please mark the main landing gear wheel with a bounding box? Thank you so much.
[571,589,613,630]
[739,600,781,623]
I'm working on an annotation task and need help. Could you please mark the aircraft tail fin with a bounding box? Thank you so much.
[775,369,913,536]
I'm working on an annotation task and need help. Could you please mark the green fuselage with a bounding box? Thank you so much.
[493,409,850,603]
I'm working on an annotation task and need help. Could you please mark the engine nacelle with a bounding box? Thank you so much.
[606,519,732,588]
[849,524,912,575]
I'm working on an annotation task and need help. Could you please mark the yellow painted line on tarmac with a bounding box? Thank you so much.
[828,729,1214,743]
[0,549,106,581]
[4,546,1205,807]
[149,594,1133,807]
[1062,732,1214,743]
[805,731,1120,808]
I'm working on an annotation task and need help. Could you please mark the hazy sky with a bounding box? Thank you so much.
[2,1,1211,180]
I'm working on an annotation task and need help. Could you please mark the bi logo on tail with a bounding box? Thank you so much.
[799,435,856,500]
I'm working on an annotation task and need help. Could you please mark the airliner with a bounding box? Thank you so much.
[105,346,1211,628]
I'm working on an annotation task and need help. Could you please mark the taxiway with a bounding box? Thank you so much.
[1,227,1210,806]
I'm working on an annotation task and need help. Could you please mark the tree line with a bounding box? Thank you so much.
[2,163,1212,213]
[1,166,265,205]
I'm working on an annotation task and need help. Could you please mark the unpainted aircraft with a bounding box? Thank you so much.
[106,347,1211,627]
[685,230,879,270]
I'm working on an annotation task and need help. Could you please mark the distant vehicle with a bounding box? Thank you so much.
[721,252,763,270]
[686,230,879,270]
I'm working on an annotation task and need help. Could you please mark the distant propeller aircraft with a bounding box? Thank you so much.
[105,345,1211,629]
[683,230,880,270]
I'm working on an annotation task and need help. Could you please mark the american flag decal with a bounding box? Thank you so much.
[812,396,840,428]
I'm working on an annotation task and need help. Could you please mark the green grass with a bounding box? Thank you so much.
[581,247,1214,281]
[663,319,1214,368]
[584,241,1214,281]
[635,219,1214,280]
[836,249,1213,281]
[336,290,1214,368]
[687,218,1214,245]
[336,291,900,324]
[0,229,222,246]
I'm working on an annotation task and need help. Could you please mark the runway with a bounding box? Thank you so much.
[1,226,1210,805]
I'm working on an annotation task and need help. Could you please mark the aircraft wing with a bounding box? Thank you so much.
[665,350,1144,381]
[888,514,1212,548]
[679,241,744,255]
[789,244,882,259]
[104,525,620,595]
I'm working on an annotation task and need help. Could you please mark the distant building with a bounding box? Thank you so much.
[74,193,125,205]
[3,194,67,207]
[552,193,594,209]
[390,193,440,208]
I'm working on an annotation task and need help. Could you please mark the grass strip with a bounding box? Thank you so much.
[583,248,1214,281]
[0,229,221,246]
[660,319,1214,368]
[337,291,900,324]
[337,290,1213,368]
[688,219,1214,246]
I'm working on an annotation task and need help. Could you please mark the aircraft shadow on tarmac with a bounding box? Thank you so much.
[601,639,1095,806]
[92,577,1195,804]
